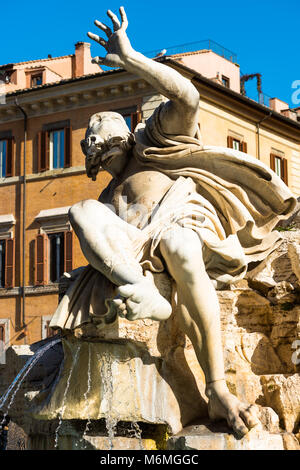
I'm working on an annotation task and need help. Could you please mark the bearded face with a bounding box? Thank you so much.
[81,112,135,180]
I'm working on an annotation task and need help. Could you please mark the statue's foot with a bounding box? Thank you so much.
[116,272,172,321]
[206,380,260,438]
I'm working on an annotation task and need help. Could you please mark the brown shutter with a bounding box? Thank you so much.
[0,325,5,343]
[5,138,14,177]
[241,141,247,153]
[5,238,14,288]
[270,154,276,171]
[46,320,55,338]
[35,234,48,285]
[64,231,73,273]
[227,136,234,148]
[64,126,72,168]
[131,111,142,132]
[37,131,49,172]
[282,158,288,185]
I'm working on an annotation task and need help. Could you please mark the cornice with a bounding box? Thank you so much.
[0,71,151,123]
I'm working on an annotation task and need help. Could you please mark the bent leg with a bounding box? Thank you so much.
[69,199,144,286]
[160,226,259,436]
[69,199,171,320]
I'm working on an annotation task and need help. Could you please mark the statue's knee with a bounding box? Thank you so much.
[161,227,203,266]
[69,200,95,229]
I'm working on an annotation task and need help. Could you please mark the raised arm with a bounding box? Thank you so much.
[88,7,200,137]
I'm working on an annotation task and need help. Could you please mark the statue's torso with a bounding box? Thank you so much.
[100,160,173,229]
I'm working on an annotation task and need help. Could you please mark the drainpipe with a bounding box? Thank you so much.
[14,98,27,337]
[256,110,273,160]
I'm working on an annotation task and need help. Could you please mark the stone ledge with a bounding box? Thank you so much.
[0,285,59,297]
[166,422,286,450]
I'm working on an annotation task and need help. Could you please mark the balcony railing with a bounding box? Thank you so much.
[144,39,238,63]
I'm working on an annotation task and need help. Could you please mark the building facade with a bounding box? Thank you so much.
[0,43,299,349]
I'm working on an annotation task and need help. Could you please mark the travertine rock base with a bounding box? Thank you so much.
[166,422,295,450]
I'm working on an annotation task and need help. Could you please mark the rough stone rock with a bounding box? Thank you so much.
[261,374,300,433]
[257,406,281,434]
[166,422,285,450]
[247,231,300,290]
[281,432,300,450]
[288,242,300,284]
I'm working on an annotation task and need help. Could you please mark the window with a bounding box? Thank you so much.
[0,240,5,287]
[49,129,65,169]
[227,136,247,153]
[233,139,241,151]
[0,140,7,178]
[270,153,288,185]
[31,74,43,87]
[0,138,14,178]
[49,232,65,282]
[0,239,14,288]
[115,107,141,132]
[222,76,230,88]
[35,231,73,286]
[37,125,72,172]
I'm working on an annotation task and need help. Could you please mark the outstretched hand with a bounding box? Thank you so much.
[88,6,133,68]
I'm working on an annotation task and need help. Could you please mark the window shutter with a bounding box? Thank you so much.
[5,138,14,177]
[5,238,14,288]
[131,111,142,132]
[270,154,276,171]
[46,320,55,338]
[241,141,247,153]
[64,126,72,168]
[227,136,234,148]
[0,325,5,344]
[35,234,48,285]
[282,158,288,185]
[64,231,73,273]
[38,131,49,172]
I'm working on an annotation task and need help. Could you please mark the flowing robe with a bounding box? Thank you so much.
[50,104,296,331]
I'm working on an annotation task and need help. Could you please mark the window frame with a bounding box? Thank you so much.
[0,139,7,178]
[49,128,65,170]
[34,229,73,286]
[31,74,43,87]
[37,122,72,173]
[270,153,288,185]
[0,137,14,178]
[48,231,65,283]
[222,75,230,88]
[227,136,247,153]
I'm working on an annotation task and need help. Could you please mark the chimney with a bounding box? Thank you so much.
[269,98,289,114]
[74,42,93,78]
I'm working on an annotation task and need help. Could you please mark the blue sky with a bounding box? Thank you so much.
[1,0,299,107]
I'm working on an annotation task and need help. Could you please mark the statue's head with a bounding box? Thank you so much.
[81,111,135,180]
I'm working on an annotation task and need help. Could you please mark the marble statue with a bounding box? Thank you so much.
[50,7,296,438]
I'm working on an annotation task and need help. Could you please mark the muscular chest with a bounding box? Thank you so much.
[112,170,173,228]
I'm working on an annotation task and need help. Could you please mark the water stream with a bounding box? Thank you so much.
[0,337,61,426]
[99,352,117,450]
[128,359,144,450]
[54,344,80,449]
[79,343,92,449]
